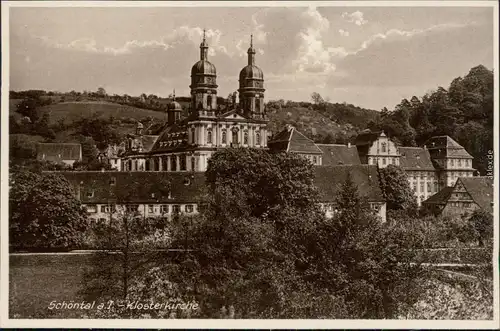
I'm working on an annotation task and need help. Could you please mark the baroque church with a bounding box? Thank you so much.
[115,32,269,173]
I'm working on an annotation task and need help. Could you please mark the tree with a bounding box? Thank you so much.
[311,92,325,105]
[469,209,493,247]
[9,172,87,250]
[168,148,327,318]
[379,165,418,212]
[96,87,107,98]
[302,174,424,318]
[79,175,174,315]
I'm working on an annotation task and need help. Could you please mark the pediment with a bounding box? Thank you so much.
[219,110,249,120]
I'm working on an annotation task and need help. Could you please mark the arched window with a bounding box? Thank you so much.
[171,157,177,172]
[180,155,186,171]
[207,130,213,144]
[207,95,212,109]
[256,132,261,145]
[232,130,238,144]
[244,131,249,145]
[222,130,227,144]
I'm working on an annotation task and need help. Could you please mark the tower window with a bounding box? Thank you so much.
[191,157,196,171]
[222,130,227,144]
[191,129,195,144]
[256,98,261,112]
[256,132,261,145]
[207,130,213,144]
[207,95,212,109]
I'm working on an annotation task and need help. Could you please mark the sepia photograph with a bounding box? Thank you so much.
[1,1,498,328]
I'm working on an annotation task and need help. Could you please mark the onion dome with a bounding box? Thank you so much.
[168,90,182,111]
[239,34,264,83]
[191,29,217,76]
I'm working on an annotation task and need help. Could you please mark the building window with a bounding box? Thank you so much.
[160,205,169,214]
[110,177,116,185]
[232,130,239,144]
[207,95,213,109]
[86,190,94,198]
[420,183,424,192]
[244,131,249,145]
[427,182,432,192]
[180,155,186,171]
[256,132,261,145]
[98,218,107,223]
[434,182,438,192]
[126,205,139,213]
[191,157,196,171]
[185,205,194,213]
[313,156,317,164]
[392,158,395,165]
[451,159,455,167]
[148,205,154,213]
[256,98,261,111]
[381,142,386,153]
[191,129,195,144]
[207,130,213,144]
[171,156,177,171]
[382,158,386,165]
[87,205,97,213]
[222,130,227,144]
[172,205,181,214]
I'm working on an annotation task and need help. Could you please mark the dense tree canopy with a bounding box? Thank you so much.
[379,165,418,212]
[370,65,493,174]
[9,172,87,250]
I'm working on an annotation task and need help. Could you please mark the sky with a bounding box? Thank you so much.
[9,5,494,110]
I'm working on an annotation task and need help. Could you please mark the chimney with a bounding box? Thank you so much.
[347,142,351,148]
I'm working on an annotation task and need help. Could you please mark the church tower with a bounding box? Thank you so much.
[167,89,182,125]
[190,29,218,117]
[238,35,265,120]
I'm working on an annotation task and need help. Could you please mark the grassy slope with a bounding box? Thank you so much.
[39,101,167,125]
[266,106,347,138]
[10,100,363,141]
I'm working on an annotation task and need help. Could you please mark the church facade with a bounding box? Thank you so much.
[116,32,269,173]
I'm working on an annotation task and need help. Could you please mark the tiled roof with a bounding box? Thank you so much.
[145,122,167,135]
[150,122,189,153]
[268,126,323,154]
[422,186,454,205]
[313,165,385,202]
[317,144,361,166]
[37,143,82,162]
[425,136,473,159]
[49,171,207,204]
[460,177,494,213]
[398,147,435,170]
